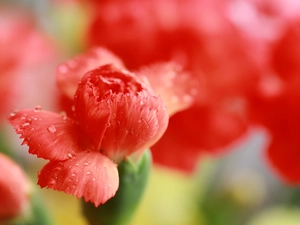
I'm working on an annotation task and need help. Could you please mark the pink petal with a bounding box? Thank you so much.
[38,151,119,207]
[0,153,30,219]
[138,62,198,115]
[102,91,168,162]
[8,108,81,161]
[74,65,169,161]
[73,65,145,151]
[56,47,125,99]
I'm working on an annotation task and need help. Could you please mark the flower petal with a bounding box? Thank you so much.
[38,151,119,207]
[138,62,198,115]
[151,103,247,172]
[102,91,168,162]
[74,65,169,161]
[56,47,125,99]
[0,153,30,219]
[74,65,164,156]
[266,134,300,184]
[8,108,81,161]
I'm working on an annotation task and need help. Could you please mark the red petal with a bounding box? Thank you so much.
[138,62,198,115]
[56,47,125,99]
[151,104,247,172]
[267,133,300,184]
[8,109,81,161]
[0,153,29,219]
[74,65,168,160]
[101,91,169,162]
[38,151,119,206]
[151,128,202,173]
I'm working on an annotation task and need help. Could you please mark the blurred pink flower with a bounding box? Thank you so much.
[0,153,30,222]
[0,7,59,121]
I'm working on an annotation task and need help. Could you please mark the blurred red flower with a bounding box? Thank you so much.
[84,0,257,172]
[248,21,300,183]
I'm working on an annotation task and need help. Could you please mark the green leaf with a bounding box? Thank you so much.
[82,149,152,225]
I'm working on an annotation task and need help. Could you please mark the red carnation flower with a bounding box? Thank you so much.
[9,65,168,206]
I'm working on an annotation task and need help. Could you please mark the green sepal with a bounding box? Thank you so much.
[81,149,152,225]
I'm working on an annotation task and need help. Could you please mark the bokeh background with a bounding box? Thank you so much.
[1,0,300,224]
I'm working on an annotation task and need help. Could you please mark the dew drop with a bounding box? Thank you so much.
[10,110,17,117]
[34,105,42,112]
[48,179,56,186]
[75,163,80,167]
[23,122,30,127]
[86,171,91,175]
[71,173,76,177]
[48,125,57,133]
[84,161,90,166]
[68,153,73,158]
[60,111,67,120]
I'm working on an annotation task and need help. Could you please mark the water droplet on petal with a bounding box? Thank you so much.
[68,153,73,158]
[48,179,56,186]
[10,110,17,117]
[60,111,67,120]
[86,171,91,175]
[48,125,57,133]
[75,163,80,167]
[23,122,30,127]
[84,161,90,166]
[34,105,42,112]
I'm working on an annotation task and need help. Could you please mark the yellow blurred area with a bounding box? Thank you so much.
[246,206,300,225]
[41,165,203,225]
